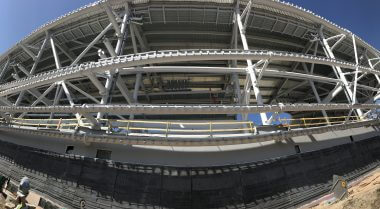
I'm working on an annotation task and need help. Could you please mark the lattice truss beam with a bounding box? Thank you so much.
[0,0,379,128]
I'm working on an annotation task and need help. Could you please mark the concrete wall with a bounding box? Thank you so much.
[0,126,378,166]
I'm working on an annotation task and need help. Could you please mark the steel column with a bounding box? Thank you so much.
[97,4,130,119]
[30,34,49,75]
[236,3,268,124]
[70,23,113,66]
[102,2,122,37]
[49,32,61,69]
[319,27,363,116]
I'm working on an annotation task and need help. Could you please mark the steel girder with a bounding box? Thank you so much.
[0,103,380,115]
[0,49,377,97]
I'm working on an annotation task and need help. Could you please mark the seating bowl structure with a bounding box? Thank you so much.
[1,0,380,208]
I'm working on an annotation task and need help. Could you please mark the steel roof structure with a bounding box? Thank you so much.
[0,0,380,143]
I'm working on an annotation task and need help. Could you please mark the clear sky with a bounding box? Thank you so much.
[0,0,379,54]
[0,0,95,54]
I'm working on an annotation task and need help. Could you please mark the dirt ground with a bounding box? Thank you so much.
[311,170,380,209]
[0,193,5,209]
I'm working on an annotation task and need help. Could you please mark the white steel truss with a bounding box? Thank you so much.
[0,0,380,140]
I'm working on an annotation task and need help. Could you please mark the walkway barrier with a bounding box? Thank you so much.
[278,116,362,128]
[3,118,257,137]
[0,115,367,138]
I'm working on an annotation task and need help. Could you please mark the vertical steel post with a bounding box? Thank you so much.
[97,5,130,119]
[319,27,362,117]
[236,7,268,124]
[49,32,61,69]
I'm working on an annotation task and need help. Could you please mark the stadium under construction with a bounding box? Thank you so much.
[0,0,380,208]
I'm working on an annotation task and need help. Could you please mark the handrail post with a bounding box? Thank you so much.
[126,121,130,136]
[249,121,253,133]
[302,118,306,127]
[166,122,170,138]
[76,118,80,130]
[209,122,212,137]
[57,118,62,130]
[107,119,112,134]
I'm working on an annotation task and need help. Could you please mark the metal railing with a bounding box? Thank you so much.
[3,118,257,137]
[278,116,363,128]
[0,115,366,138]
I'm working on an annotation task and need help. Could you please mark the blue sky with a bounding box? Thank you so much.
[0,0,379,54]
[0,0,94,53]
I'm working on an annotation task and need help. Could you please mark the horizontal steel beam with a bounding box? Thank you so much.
[0,49,377,97]
[1,103,379,114]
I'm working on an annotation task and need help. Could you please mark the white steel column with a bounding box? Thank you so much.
[30,34,49,75]
[46,31,62,119]
[352,34,359,104]
[319,27,363,116]
[131,24,148,51]
[103,38,117,57]
[128,14,143,120]
[49,32,61,69]
[61,81,86,124]
[102,2,122,37]
[71,23,113,66]
[115,4,129,54]
[52,37,75,62]
[230,2,241,105]
[97,4,130,120]
[236,2,268,124]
